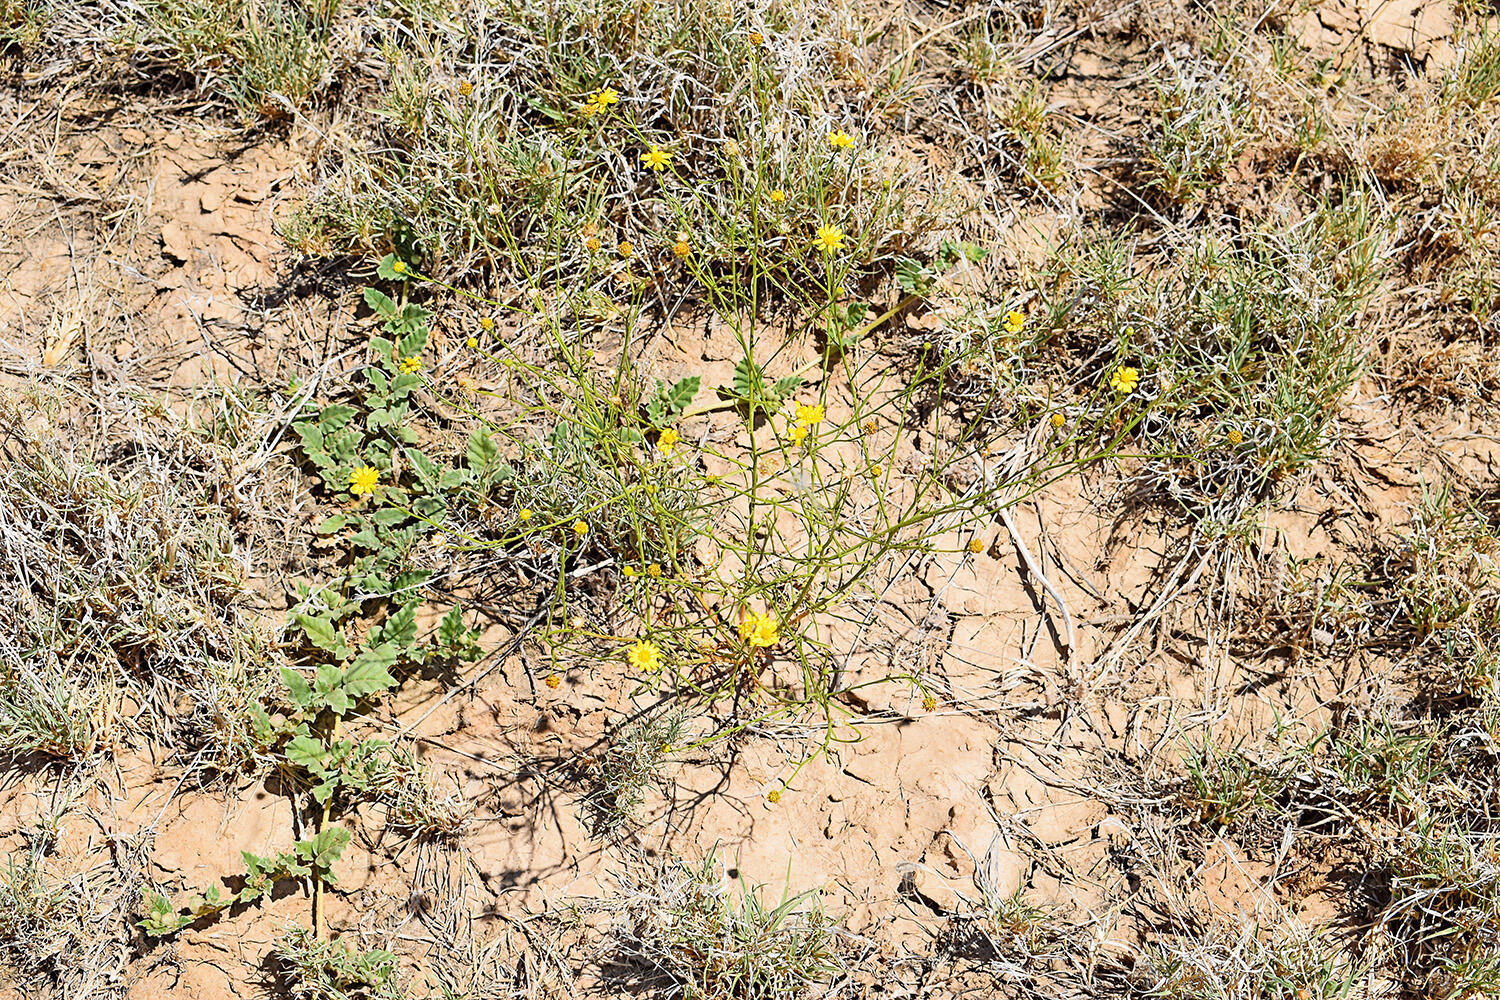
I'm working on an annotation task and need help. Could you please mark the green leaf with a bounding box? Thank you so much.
[342,643,399,700]
[438,468,471,490]
[315,514,347,535]
[406,448,439,489]
[371,506,409,527]
[466,428,499,470]
[281,667,314,709]
[363,286,397,319]
[772,375,803,400]
[293,614,345,656]
[298,825,351,873]
[371,603,418,649]
[396,324,429,357]
[437,606,467,647]
[284,733,330,772]
[318,404,357,431]
[293,420,323,453]
[666,375,701,411]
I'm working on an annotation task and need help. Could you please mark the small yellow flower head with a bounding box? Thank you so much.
[585,88,619,115]
[466,336,479,348]
[862,418,878,433]
[519,507,533,521]
[748,29,765,46]
[828,130,855,150]
[580,100,599,118]
[648,562,662,578]
[738,610,780,648]
[399,356,422,374]
[766,789,782,804]
[1050,412,1066,429]
[968,537,985,554]
[673,239,691,259]
[544,673,561,689]
[769,188,786,204]
[348,466,380,496]
[586,236,602,253]
[1109,365,1141,394]
[623,565,637,577]
[869,463,883,478]
[791,424,809,444]
[392,260,408,274]
[1003,310,1026,334]
[617,239,633,259]
[795,402,825,427]
[922,694,938,712]
[480,316,495,332]
[458,80,473,97]
[573,520,589,537]
[1227,428,1244,445]
[642,146,672,172]
[658,427,680,451]
[813,224,845,254]
[626,638,663,673]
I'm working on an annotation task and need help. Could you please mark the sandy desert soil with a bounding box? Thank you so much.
[3,0,1500,998]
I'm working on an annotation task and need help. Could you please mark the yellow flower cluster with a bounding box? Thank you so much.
[658,427,680,452]
[813,224,844,254]
[581,87,618,117]
[626,638,662,672]
[828,130,855,150]
[348,466,380,496]
[1109,366,1141,394]
[739,610,780,648]
[642,146,672,172]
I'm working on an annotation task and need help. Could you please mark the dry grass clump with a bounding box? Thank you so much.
[287,0,949,296]
[0,392,278,767]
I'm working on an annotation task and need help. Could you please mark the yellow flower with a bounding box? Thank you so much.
[392,260,407,274]
[869,463,883,478]
[769,188,786,203]
[544,674,561,689]
[1003,310,1026,334]
[921,694,937,712]
[581,101,599,118]
[623,565,637,577]
[1227,428,1244,445]
[458,80,473,97]
[748,30,765,46]
[766,789,782,804]
[738,610,780,648]
[480,316,495,332]
[399,356,422,373]
[648,563,662,578]
[617,240,633,259]
[519,508,533,521]
[466,336,478,348]
[642,146,672,172]
[1109,365,1141,394]
[594,87,619,108]
[348,466,380,496]
[791,424,809,444]
[795,402,825,427]
[673,239,691,259]
[658,427,680,451]
[968,537,984,554]
[828,130,855,150]
[812,224,845,254]
[573,520,589,537]
[1050,412,1066,429]
[626,639,663,673]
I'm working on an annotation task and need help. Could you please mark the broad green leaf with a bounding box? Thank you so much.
[315,514,347,535]
[318,404,357,430]
[281,667,314,709]
[284,733,329,771]
[466,427,498,469]
[342,643,398,699]
[371,603,418,649]
[666,375,701,411]
[363,286,397,318]
[293,613,344,655]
